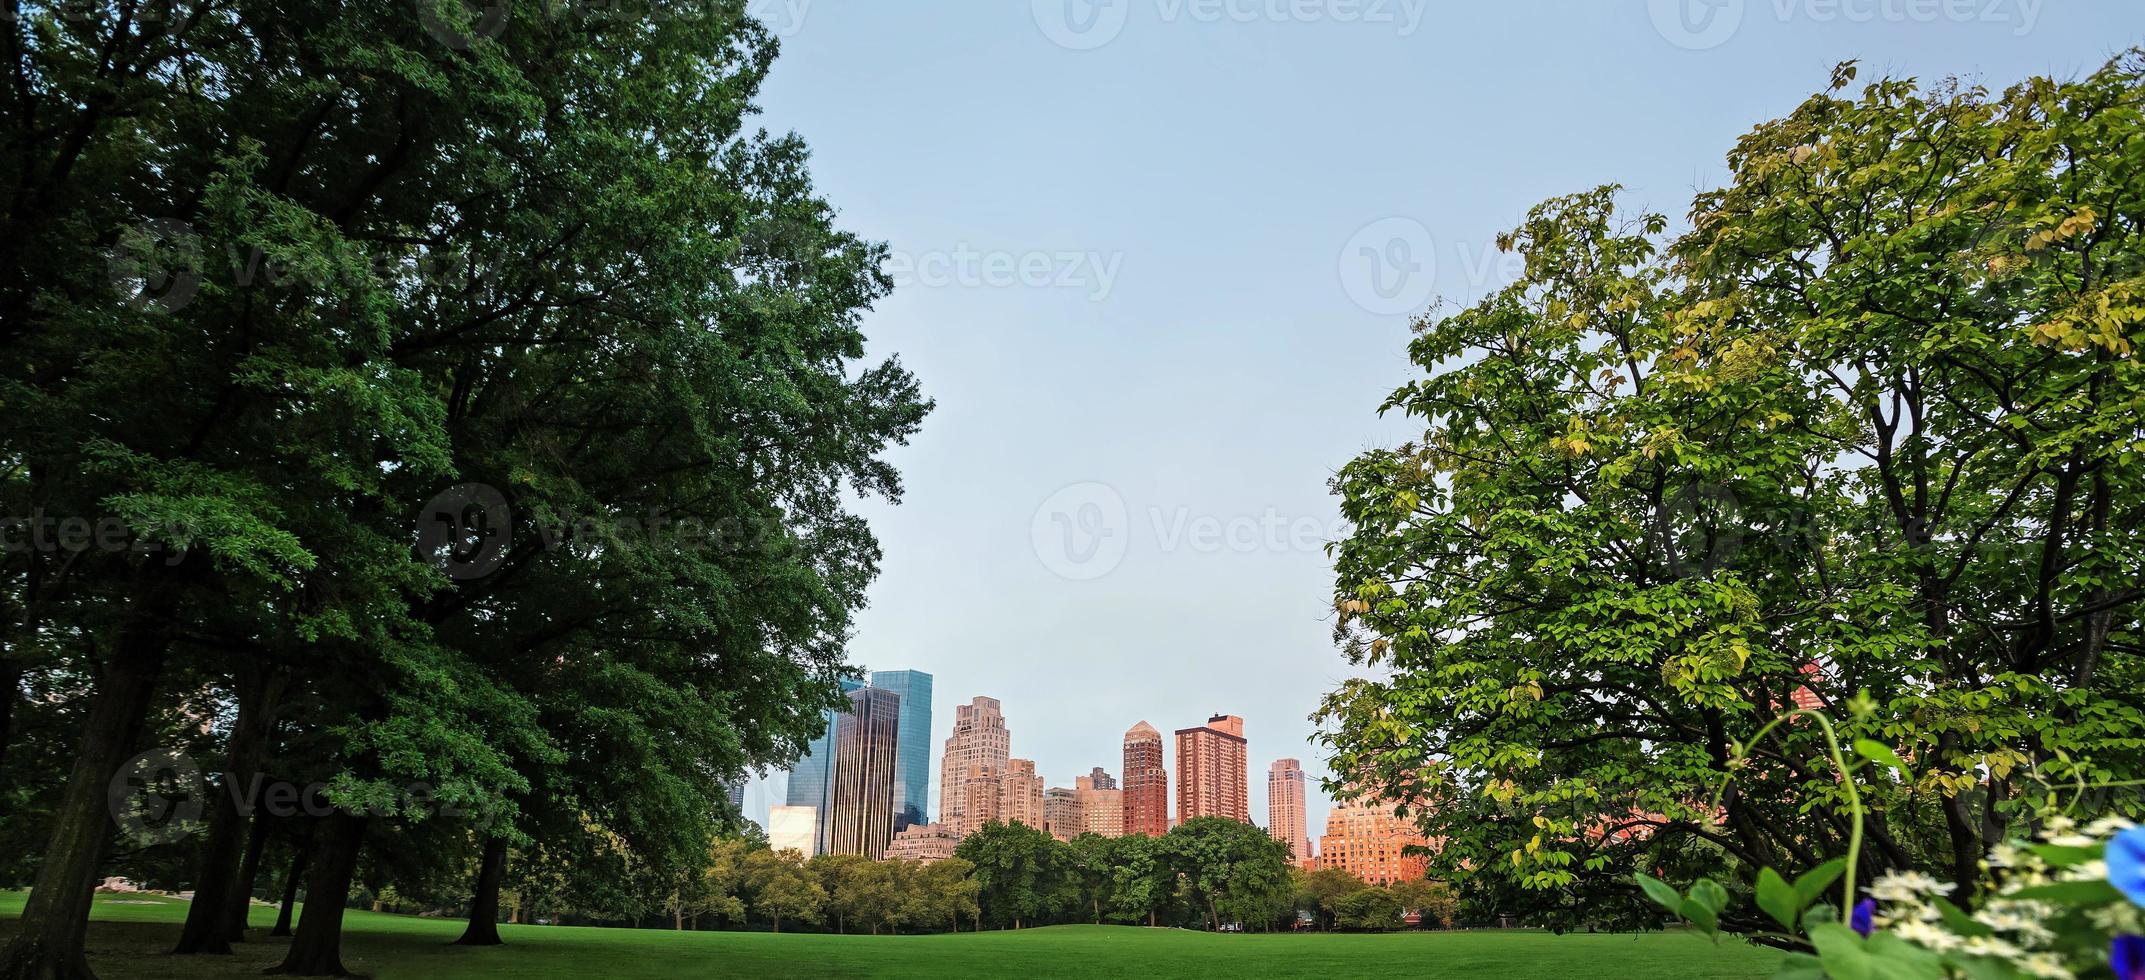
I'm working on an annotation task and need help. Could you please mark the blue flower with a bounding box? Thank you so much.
[1850,898,1875,938]
[2112,825,2145,909]
[2113,934,2145,980]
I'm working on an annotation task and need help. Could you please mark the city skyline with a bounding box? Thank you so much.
[744,678,1342,849]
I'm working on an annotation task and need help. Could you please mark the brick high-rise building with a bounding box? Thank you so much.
[882,822,958,863]
[1174,714,1248,824]
[826,687,901,858]
[938,696,1010,840]
[1042,786,1083,841]
[1075,771,1123,838]
[1316,793,1431,886]
[1121,721,1168,836]
[1267,758,1311,863]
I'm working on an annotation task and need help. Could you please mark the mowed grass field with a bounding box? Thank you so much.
[2,890,1785,979]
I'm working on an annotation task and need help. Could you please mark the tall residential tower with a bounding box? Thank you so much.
[938,696,1011,839]
[1267,758,1311,863]
[1121,722,1168,836]
[1174,715,1248,824]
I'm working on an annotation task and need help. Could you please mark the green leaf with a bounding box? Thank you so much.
[1853,739,1908,774]
[1865,933,1947,979]
[1931,897,1992,939]
[1689,877,1730,915]
[1810,923,1873,980]
[1756,867,1800,931]
[1634,873,1683,911]
[2025,843,2099,868]
[1774,952,1826,980]
[1676,896,1720,936]
[1794,858,1846,908]
[2004,878,2122,905]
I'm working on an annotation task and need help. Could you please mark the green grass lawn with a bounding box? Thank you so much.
[2,890,1785,979]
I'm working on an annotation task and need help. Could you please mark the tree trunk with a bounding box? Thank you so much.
[226,814,272,940]
[225,810,272,943]
[176,667,281,954]
[0,586,176,980]
[453,837,507,946]
[268,813,367,976]
[271,847,309,938]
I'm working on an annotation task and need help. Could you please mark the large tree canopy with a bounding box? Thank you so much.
[1,1,927,976]
[1320,55,2145,931]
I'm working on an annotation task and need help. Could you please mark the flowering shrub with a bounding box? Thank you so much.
[1636,710,2145,980]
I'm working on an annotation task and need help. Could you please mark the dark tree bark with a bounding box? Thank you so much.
[175,666,282,954]
[268,813,367,976]
[0,584,177,980]
[225,809,273,942]
[271,847,309,938]
[451,836,507,946]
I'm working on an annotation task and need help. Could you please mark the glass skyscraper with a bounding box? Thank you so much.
[868,669,933,831]
[784,677,862,852]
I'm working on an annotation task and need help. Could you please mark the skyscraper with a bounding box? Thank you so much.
[785,677,863,853]
[1084,766,1117,791]
[1174,714,1248,824]
[1121,721,1168,837]
[869,669,934,831]
[939,697,1011,840]
[827,686,901,858]
[1267,758,1311,863]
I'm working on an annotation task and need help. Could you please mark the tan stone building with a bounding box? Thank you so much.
[938,696,1010,839]
[882,822,959,863]
[1042,786,1083,840]
[998,758,1045,830]
[1316,794,1431,886]
[1174,714,1248,824]
[1267,758,1311,864]
[1075,770,1123,838]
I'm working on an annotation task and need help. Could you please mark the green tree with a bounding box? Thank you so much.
[745,849,824,934]
[1388,879,1459,929]
[1333,888,1405,932]
[1104,834,1176,927]
[1321,53,2145,932]
[912,857,981,933]
[1293,867,1369,931]
[1066,833,1116,924]
[1163,817,1293,931]
[953,821,1070,930]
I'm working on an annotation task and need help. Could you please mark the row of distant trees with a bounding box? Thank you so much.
[254,817,1454,937]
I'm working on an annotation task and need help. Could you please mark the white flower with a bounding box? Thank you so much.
[2083,815,2135,838]
[1870,870,1950,903]
[1959,935,2025,960]
[1891,918,1963,953]
[2016,952,2073,980]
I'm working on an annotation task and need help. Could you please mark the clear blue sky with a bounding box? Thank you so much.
[736,0,2145,840]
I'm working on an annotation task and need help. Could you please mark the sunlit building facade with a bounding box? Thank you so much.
[827,686,901,857]
[1122,721,1169,836]
[1174,714,1249,824]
